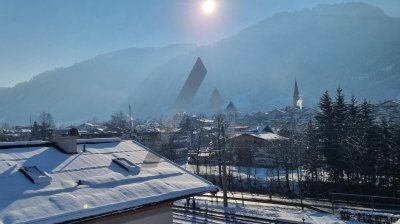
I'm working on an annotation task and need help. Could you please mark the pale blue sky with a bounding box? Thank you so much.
[0,0,399,87]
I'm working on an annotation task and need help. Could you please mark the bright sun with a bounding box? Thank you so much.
[202,0,216,14]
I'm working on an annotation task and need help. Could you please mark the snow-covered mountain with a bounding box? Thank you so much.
[1,2,400,123]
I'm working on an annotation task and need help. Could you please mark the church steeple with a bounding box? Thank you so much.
[293,78,300,108]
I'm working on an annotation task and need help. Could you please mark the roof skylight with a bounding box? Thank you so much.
[113,158,140,173]
[20,166,52,184]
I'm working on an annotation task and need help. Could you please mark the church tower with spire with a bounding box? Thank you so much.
[293,78,301,108]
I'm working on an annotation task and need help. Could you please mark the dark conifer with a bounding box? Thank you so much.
[344,95,361,183]
[316,90,339,182]
[331,87,347,181]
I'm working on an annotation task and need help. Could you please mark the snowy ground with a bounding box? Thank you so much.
[174,198,349,224]
[182,163,305,193]
[183,164,305,181]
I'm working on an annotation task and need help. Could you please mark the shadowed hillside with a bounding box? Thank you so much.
[0,44,195,123]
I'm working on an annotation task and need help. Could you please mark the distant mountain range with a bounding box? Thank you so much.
[1,2,399,124]
[0,44,195,123]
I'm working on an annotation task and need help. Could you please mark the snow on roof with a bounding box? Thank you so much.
[0,140,218,224]
[76,138,121,144]
[199,118,214,123]
[0,140,49,147]
[229,133,288,141]
[250,133,288,141]
[201,126,214,131]
[234,125,249,129]
[270,109,286,113]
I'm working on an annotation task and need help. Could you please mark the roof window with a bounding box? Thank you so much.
[113,158,140,173]
[20,166,52,184]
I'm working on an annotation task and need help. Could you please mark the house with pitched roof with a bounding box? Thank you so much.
[0,137,218,224]
[227,126,289,167]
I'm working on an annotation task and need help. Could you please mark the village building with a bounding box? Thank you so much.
[76,122,108,134]
[293,78,303,109]
[0,137,218,223]
[227,126,289,167]
[242,111,269,125]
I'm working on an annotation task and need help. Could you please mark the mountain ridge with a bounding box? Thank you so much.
[126,2,400,117]
[0,44,196,123]
[1,2,399,123]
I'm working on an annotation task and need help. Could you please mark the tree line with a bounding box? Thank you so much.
[301,88,400,196]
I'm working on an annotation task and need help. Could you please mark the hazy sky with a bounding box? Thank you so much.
[1,0,399,87]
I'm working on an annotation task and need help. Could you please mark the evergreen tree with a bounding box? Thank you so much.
[31,121,41,140]
[375,118,397,192]
[393,123,400,194]
[315,90,337,182]
[344,96,362,183]
[305,90,399,195]
[332,87,347,181]
[358,100,377,185]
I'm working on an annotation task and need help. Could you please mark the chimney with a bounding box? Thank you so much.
[54,128,80,154]
[54,136,78,154]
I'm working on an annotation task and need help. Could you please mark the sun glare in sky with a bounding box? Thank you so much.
[202,0,216,14]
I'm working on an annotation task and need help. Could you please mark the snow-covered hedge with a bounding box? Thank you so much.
[337,208,400,224]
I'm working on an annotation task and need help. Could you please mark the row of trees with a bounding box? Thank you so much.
[13,111,132,141]
[302,88,400,196]
[31,112,55,140]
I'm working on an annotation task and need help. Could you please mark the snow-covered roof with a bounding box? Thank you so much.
[0,140,49,147]
[233,125,249,129]
[229,133,288,141]
[250,133,288,141]
[76,137,121,144]
[269,109,286,114]
[201,126,214,131]
[199,118,214,123]
[0,140,218,224]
